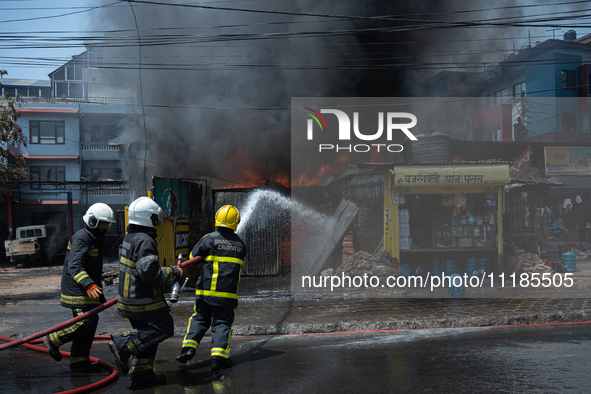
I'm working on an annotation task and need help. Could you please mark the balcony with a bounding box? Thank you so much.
[80,142,124,160]
[84,185,131,206]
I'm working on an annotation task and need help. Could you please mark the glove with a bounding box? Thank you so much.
[173,266,183,281]
[85,283,103,299]
[165,266,182,289]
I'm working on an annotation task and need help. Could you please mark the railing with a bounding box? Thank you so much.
[80,142,122,152]
[10,96,138,105]
[86,187,130,196]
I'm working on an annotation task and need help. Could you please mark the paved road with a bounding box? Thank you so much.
[2,323,591,393]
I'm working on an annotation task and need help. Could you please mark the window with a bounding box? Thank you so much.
[54,81,85,99]
[492,89,507,106]
[561,70,575,90]
[30,166,65,189]
[22,228,42,237]
[2,87,16,97]
[52,61,85,98]
[86,125,116,142]
[513,81,526,97]
[485,129,501,142]
[29,121,65,144]
[66,66,83,81]
[588,73,591,95]
[563,113,576,133]
[87,46,104,67]
[84,167,122,181]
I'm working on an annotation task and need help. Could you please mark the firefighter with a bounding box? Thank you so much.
[108,196,182,390]
[44,203,116,372]
[176,205,247,371]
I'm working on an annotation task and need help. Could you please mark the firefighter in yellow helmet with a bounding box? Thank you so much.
[176,205,247,370]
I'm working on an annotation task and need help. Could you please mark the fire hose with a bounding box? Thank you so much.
[0,254,203,392]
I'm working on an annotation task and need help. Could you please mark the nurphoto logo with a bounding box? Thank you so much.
[303,107,418,153]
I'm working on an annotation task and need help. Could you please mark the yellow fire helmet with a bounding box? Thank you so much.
[215,205,241,231]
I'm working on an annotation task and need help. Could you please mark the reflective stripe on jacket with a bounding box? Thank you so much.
[116,225,176,319]
[190,227,247,308]
[60,228,104,308]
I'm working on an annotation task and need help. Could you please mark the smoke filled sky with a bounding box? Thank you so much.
[3,0,591,188]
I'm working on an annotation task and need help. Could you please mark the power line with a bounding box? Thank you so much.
[127,1,149,194]
[0,2,120,24]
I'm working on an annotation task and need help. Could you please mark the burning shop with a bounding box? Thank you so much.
[383,163,510,276]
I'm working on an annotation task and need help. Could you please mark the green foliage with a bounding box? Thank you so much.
[0,71,27,189]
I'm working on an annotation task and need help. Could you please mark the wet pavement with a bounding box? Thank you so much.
[3,273,591,339]
[2,323,591,393]
[3,263,591,392]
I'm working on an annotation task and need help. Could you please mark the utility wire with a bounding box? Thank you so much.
[128,1,149,195]
[0,2,120,24]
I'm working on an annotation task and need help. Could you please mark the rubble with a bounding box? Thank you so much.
[333,251,398,279]
[515,249,553,276]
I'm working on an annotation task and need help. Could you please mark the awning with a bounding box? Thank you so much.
[21,199,80,206]
[17,107,79,114]
[23,155,79,160]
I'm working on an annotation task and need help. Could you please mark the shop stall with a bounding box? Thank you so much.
[383,163,510,275]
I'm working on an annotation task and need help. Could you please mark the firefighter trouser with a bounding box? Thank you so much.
[182,299,235,359]
[110,314,174,383]
[48,307,98,366]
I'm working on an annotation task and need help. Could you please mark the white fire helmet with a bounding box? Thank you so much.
[128,196,163,228]
[83,203,116,229]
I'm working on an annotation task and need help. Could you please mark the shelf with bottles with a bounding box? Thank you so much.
[398,208,412,250]
[432,224,497,249]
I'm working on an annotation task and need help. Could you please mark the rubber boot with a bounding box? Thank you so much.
[176,347,196,363]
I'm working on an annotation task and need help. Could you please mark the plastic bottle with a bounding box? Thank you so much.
[562,248,576,272]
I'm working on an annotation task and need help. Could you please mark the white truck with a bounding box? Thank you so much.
[4,225,50,264]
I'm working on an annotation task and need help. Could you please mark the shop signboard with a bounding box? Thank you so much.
[544,146,591,176]
[391,165,510,191]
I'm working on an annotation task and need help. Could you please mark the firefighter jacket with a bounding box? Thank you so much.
[190,227,247,308]
[60,227,105,309]
[117,224,180,319]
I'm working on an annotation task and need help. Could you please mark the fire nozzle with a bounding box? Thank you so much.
[169,277,189,304]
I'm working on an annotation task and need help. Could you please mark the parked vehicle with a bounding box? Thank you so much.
[4,225,67,265]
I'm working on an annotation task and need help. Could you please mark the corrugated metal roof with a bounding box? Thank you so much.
[0,78,51,87]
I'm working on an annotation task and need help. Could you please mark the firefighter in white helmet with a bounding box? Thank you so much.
[108,196,182,390]
[44,203,116,372]
[176,205,247,371]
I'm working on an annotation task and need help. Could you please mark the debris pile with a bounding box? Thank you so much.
[333,251,398,278]
[515,249,553,276]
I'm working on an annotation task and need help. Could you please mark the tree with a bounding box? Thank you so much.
[0,70,27,190]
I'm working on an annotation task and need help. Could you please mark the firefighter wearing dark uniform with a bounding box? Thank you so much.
[108,196,182,390]
[44,203,116,372]
[176,205,247,371]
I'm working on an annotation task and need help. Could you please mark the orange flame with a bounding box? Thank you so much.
[217,151,291,189]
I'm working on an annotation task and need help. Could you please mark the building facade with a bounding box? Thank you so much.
[425,31,591,143]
